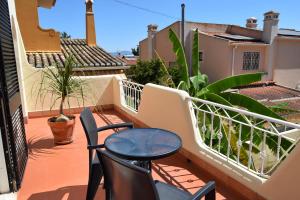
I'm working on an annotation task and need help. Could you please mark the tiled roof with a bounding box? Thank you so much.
[238,82,300,111]
[239,82,300,101]
[27,39,126,68]
[279,29,300,37]
[214,33,264,43]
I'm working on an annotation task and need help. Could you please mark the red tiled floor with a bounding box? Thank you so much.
[18,110,243,200]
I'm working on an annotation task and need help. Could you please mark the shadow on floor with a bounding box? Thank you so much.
[28,137,56,159]
[28,136,77,158]
[152,155,205,193]
[96,110,131,132]
[27,185,104,200]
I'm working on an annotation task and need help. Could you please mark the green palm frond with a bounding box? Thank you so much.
[36,55,87,116]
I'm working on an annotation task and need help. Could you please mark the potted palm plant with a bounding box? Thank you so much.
[37,56,86,145]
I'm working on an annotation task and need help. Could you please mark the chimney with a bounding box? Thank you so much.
[86,0,96,46]
[263,11,279,44]
[147,24,158,60]
[246,17,258,29]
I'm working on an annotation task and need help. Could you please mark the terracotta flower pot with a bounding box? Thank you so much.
[47,115,76,145]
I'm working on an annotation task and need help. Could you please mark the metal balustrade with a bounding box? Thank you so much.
[120,80,144,112]
[188,96,300,178]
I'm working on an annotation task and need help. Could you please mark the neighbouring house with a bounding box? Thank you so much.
[16,0,128,76]
[139,11,300,89]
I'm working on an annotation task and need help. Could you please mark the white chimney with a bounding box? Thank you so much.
[246,17,258,29]
[147,24,158,60]
[263,11,279,44]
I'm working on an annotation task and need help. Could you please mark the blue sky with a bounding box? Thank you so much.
[39,0,300,52]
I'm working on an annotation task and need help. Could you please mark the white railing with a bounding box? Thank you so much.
[120,80,144,112]
[188,96,300,178]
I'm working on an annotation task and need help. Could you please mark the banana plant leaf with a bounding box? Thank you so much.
[155,50,175,88]
[168,29,190,88]
[192,28,199,76]
[190,75,207,95]
[220,92,284,120]
[204,73,264,94]
[177,81,189,91]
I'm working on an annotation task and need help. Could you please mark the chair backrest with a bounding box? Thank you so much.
[80,108,98,146]
[97,150,160,200]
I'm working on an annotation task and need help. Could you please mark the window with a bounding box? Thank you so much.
[243,52,260,70]
[199,51,203,62]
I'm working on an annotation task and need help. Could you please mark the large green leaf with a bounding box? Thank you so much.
[177,81,189,91]
[190,75,207,94]
[220,92,284,120]
[168,29,190,88]
[155,50,175,88]
[201,93,232,106]
[205,73,264,94]
[192,29,199,76]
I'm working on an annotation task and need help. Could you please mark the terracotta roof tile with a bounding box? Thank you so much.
[239,84,300,101]
[26,39,126,68]
[239,83,300,111]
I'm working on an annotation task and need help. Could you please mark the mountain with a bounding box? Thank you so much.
[110,50,133,57]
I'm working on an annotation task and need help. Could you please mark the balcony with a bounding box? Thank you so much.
[18,111,242,200]
[19,75,300,200]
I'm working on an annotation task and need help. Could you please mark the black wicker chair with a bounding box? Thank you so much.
[97,149,216,200]
[80,108,133,200]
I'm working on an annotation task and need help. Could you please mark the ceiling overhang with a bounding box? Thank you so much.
[37,0,57,9]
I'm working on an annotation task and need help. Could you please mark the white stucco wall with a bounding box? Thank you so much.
[273,37,300,89]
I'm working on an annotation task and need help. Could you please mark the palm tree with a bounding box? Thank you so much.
[60,32,71,39]
[37,56,85,121]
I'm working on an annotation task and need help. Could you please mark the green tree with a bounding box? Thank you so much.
[60,32,71,39]
[125,59,172,86]
[131,45,139,56]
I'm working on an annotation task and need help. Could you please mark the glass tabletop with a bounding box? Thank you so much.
[104,128,182,160]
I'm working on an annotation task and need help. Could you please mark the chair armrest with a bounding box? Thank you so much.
[96,122,134,132]
[87,144,105,150]
[190,181,215,200]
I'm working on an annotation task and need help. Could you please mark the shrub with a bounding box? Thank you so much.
[125,59,171,86]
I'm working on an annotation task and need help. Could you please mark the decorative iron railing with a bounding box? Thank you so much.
[188,97,300,178]
[120,80,144,112]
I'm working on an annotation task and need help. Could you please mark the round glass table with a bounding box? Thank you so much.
[104,128,182,162]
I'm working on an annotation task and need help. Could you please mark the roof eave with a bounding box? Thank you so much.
[72,66,130,72]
